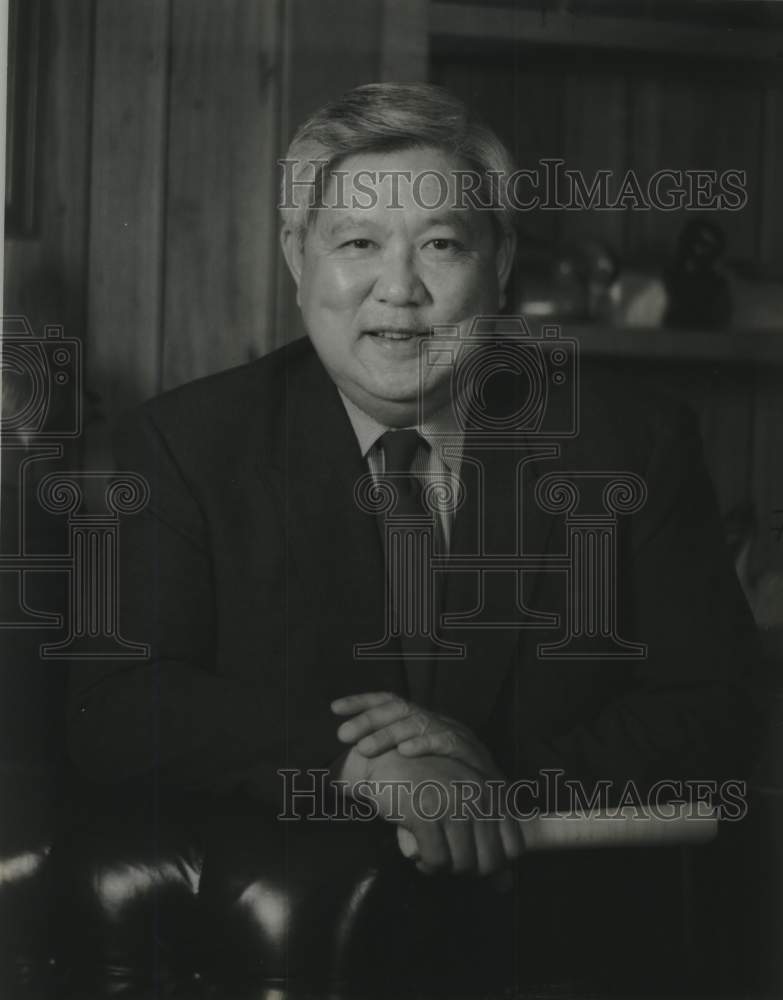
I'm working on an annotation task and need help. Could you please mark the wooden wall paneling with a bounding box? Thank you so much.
[4,0,93,353]
[380,0,428,83]
[430,50,564,272]
[507,62,566,256]
[753,370,783,574]
[626,73,689,263]
[758,84,783,279]
[430,56,516,149]
[283,0,384,132]
[628,67,762,270]
[560,69,628,256]
[86,0,169,457]
[695,71,762,270]
[430,3,783,61]
[163,0,282,389]
[275,0,385,347]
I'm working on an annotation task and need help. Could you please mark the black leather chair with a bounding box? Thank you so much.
[1,456,779,1000]
[3,757,778,1000]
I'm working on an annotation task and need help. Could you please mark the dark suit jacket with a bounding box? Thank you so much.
[67,337,757,810]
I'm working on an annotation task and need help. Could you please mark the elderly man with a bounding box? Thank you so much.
[68,84,755,902]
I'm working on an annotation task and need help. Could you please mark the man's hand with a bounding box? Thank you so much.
[337,741,523,879]
[332,692,499,777]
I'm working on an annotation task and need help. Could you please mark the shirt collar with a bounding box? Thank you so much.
[338,389,462,472]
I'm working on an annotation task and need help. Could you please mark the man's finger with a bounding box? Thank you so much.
[397,732,487,772]
[474,821,507,878]
[499,815,525,863]
[355,715,435,755]
[336,700,419,744]
[444,818,478,875]
[410,818,450,874]
[396,827,440,874]
[402,816,514,882]
[330,692,396,715]
[356,727,407,756]
[397,826,419,859]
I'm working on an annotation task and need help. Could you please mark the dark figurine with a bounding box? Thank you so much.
[665,218,733,329]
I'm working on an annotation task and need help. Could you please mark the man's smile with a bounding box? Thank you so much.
[362,327,432,359]
[364,327,430,341]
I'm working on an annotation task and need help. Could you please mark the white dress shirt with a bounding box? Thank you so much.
[338,389,464,551]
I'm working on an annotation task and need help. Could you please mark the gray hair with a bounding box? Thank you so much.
[279,82,517,243]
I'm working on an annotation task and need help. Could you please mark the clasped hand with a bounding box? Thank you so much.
[331,692,523,882]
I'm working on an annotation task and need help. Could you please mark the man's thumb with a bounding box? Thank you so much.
[396,826,419,859]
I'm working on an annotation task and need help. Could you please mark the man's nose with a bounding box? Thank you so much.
[372,248,427,306]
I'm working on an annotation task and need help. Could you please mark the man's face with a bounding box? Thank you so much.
[282,146,513,425]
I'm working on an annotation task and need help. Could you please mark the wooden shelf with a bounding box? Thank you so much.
[555,325,783,366]
[430,2,783,61]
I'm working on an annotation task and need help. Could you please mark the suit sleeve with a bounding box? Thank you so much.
[516,404,760,800]
[67,408,331,809]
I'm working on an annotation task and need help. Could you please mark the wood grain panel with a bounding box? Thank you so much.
[431,53,564,255]
[759,84,783,278]
[702,76,763,269]
[87,0,169,430]
[560,70,628,255]
[431,3,783,60]
[627,73,696,264]
[380,0,428,82]
[4,0,93,355]
[283,0,384,137]
[628,67,762,270]
[753,370,783,572]
[275,0,385,348]
[162,0,282,388]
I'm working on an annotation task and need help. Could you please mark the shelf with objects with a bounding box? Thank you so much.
[514,220,783,366]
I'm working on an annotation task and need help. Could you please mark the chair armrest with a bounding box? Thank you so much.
[0,765,56,994]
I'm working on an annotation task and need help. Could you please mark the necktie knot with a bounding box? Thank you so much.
[379,429,425,474]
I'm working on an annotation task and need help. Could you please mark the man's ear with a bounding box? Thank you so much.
[280,225,304,306]
[495,229,517,310]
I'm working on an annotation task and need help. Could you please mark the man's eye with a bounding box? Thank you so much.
[341,238,373,249]
[426,238,464,252]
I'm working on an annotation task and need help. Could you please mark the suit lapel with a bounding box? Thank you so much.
[434,438,560,729]
[433,351,566,731]
[261,350,404,702]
